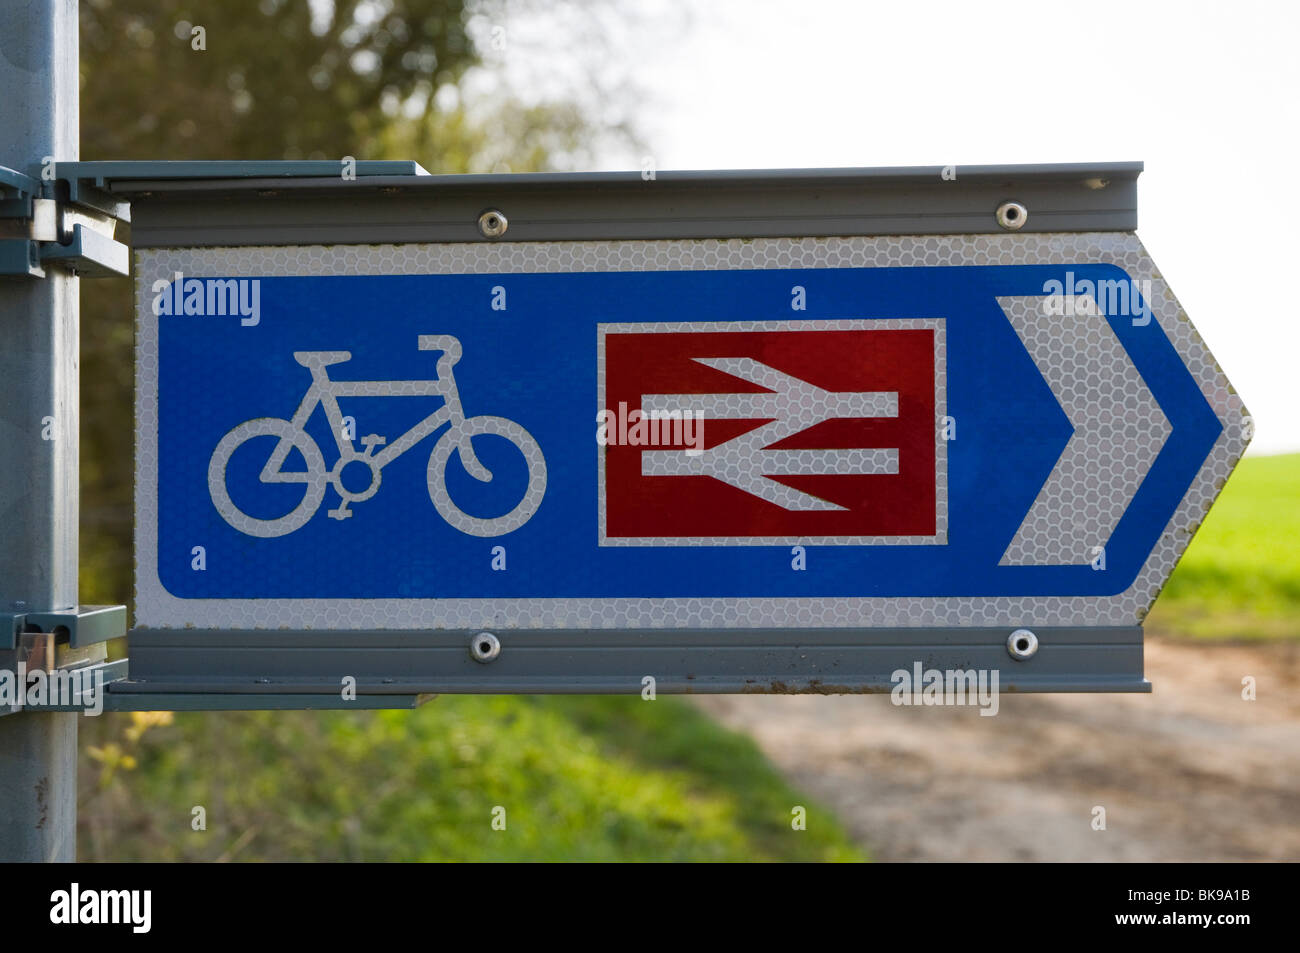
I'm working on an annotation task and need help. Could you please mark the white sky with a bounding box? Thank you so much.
[506,0,1298,455]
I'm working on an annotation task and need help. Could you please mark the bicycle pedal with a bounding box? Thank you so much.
[327,506,353,521]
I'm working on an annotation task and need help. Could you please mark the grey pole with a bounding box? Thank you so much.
[0,0,81,862]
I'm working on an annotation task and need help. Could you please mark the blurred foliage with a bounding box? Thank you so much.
[78,697,863,862]
[1149,453,1300,640]
[85,710,175,789]
[82,0,476,162]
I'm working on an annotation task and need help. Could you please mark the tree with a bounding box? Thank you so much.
[81,0,477,161]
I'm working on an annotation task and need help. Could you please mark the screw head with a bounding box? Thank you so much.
[470,631,501,663]
[1007,628,1039,660]
[478,209,508,238]
[995,201,1028,231]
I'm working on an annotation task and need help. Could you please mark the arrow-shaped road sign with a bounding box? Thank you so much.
[122,162,1248,695]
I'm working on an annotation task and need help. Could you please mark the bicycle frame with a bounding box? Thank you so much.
[261,338,490,484]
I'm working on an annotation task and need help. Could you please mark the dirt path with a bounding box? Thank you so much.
[694,637,1300,861]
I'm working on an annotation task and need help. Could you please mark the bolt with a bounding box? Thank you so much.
[1007,628,1039,660]
[478,209,508,239]
[996,201,1028,231]
[470,631,501,663]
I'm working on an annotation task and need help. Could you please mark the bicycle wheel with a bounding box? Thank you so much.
[427,416,547,537]
[208,418,327,538]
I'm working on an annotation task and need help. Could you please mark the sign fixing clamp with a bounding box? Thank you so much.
[1,604,128,651]
[0,163,130,279]
[0,606,130,717]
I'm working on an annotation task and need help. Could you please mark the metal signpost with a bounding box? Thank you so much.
[0,0,128,862]
[66,160,1242,703]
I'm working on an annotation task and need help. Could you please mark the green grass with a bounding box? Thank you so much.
[1147,453,1300,640]
[77,697,864,862]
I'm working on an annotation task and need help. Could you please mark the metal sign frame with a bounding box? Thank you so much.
[99,161,1249,702]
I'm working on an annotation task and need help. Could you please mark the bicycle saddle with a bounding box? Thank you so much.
[293,351,352,367]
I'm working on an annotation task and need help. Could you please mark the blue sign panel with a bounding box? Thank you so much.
[134,236,1242,632]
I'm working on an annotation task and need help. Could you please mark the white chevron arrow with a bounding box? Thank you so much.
[997,294,1171,566]
[641,357,898,511]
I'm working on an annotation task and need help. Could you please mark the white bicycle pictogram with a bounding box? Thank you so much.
[207,334,547,538]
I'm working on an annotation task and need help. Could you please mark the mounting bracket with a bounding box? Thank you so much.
[0,163,130,278]
[1,604,127,650]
